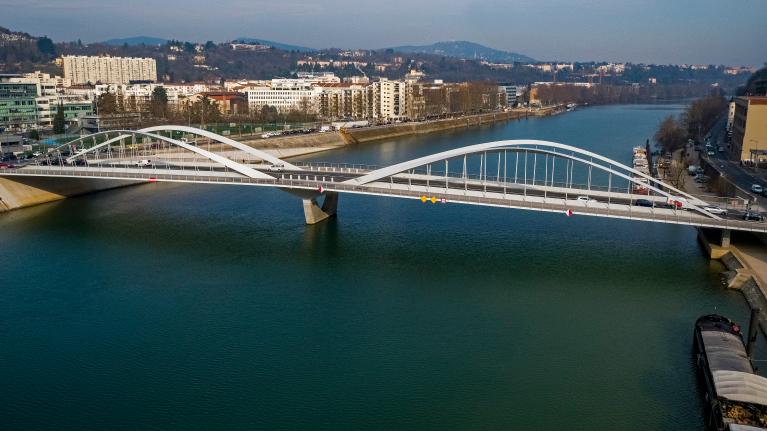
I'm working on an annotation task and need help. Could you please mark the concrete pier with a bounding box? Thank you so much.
[302,192,338,225]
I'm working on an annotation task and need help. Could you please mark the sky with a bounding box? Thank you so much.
[1,0,765,65]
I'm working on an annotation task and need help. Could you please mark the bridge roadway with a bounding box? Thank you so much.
[3,162,767,233]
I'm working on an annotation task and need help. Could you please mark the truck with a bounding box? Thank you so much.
[331,120,369,130]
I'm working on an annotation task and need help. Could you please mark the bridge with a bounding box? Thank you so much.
[1,125,764,237]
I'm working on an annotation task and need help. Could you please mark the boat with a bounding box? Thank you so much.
[694,314,767,430]
[632,146,651,194]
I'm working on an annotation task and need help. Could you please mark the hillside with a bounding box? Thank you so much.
[234,38,315,52]
[102,36,167,46]
[387,41,534,63]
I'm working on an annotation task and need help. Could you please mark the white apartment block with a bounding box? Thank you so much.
[246,79,323,113]
[372,78,410,120]
[62,55,158,85]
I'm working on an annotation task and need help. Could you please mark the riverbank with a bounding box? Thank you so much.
[245,108,557,160]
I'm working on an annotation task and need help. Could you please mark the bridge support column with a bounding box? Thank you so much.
[302,192,338,225]
[721,229,731,248]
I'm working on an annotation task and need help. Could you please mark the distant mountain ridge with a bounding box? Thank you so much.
[386,41,534,64]
[102,36,167,46]
[234,38,316,53]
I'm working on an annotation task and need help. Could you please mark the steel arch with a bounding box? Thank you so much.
[345,139,716,219]
[62,130,276,180]
[138,125,302,170]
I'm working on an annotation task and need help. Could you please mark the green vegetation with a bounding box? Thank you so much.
[52,104,66,134]
[740,65,767,96]
[654,94,726,154]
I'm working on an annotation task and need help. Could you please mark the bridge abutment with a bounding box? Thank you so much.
[0,176,139,212]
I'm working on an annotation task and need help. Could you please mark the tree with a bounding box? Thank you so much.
[97,92,118,115]
[36,36,56,56]
[53,104,66,134]
[150,86,169,118]
[654,115,686,154]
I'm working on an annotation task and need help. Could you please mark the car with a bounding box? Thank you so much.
[703,205,727,216]
[134,159,152,167]
[751,184,764,194]
[267,163,285,172]
[744,211,764,222]
[0,162,9,169]
[633,199,653,207]
[576,195,595,203]
[707,151,715,156]
[32,151,41,157]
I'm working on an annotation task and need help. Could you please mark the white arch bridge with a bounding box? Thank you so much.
[0,125,762,234]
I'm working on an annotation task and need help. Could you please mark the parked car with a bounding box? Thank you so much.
[751,184,764,194]
[633,199,653,207]
[744,211,764,222]
[703,205,727,216]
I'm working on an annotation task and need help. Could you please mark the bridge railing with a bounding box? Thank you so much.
[5,166,767,232]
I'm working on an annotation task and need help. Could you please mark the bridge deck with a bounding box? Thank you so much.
[3,165,764,232]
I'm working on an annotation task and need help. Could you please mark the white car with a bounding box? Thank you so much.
[134,159,152,167]
[703,205,727,216]
[267,163,285,172]
[752,184,764,194]
[576,196,595,203]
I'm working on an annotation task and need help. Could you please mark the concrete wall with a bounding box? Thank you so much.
[239,130,347,149]
[344,111,529,144]
[0,176,139,212]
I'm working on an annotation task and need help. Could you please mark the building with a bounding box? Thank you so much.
[372,79,410,120]
[731,97,767,162]
[498,83,518,107]
[0,134,28,157]
[0,74,92,131]
[316,83,370,120]
[246,79,323,113]
[62,55,157,85]
[197,92,248,115]
[0,75,40,131]
[727,99,736,132]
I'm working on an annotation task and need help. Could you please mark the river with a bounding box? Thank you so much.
[0,105,753,430]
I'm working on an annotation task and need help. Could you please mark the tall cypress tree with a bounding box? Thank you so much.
[53,104,66,134]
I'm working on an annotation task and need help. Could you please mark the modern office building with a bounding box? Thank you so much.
[498,83,518,107]
[0,75,39,131]
[732,96,767,162]
[62,55,158,85]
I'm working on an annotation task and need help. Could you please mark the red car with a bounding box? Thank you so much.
[0,162,10,169]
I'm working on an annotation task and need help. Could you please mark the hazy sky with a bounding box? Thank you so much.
[1,0,765,65]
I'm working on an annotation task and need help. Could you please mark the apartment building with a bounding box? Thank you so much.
[732,96,767,162]
[62,55,157,85]
[372,78,410,120]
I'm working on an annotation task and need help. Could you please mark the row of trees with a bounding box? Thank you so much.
[534,83,721,106]
[94,87,318,127]
[654,94,727,154]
